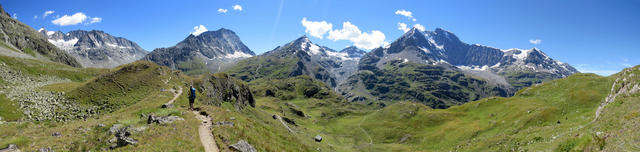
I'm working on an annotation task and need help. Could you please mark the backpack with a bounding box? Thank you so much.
[190,88,196,98]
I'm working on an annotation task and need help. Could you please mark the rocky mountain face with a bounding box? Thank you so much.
[228,36,365,88]
[40,29,148,68]
[0,4,81,67]
[341,27,578,107]
[359,27,577,89]
[143,28,255,75]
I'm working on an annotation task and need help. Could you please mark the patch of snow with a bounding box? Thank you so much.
[326,51,356,61]
[308,43,321,55]
[46,31,55,36]
[491,62,501,68]
[428,38,444,50]
[38,28,45,32]
[418,46,431,54]
[403,58,409,63]
[512,49,532,60]
[223,51,253,59]
[48,38,78,50]
[457,65,489,71]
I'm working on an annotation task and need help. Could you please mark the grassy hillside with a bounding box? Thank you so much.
[318,71,634,151]
[67,61,180,113]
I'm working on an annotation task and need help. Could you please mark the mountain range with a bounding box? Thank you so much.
[40,29,148,68]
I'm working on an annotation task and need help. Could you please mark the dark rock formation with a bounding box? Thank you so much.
[198,73,255,110]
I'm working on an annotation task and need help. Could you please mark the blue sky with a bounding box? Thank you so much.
[3,0,639,76]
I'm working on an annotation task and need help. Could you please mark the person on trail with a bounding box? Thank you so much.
[189,86,196,110]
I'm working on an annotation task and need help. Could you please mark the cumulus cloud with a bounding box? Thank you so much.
[233,5,243,11]
[43,10,54,18]
[52,12,87,26]
[89,17,102,24]
[395,9,416,21]
[328,21,386,50]
[398,22,426,33]
[191,25,208,36]
[529,39,541,45]
[301,17,332,39]
[398,22,409,32]
[218,8,228,13]
[413,24,425,31]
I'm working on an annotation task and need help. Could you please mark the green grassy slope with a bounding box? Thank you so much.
[67,61,180,113]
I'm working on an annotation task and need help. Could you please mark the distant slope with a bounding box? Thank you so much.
[339,59,509,108]
[143,28,255,75]
[40,29,148,68]
[0,4,81,67]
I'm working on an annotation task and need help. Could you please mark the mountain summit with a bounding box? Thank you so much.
[143,28,255,75]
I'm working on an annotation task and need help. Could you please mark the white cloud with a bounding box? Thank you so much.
[529,39,542,45]
[11,13,17,19]
[398,22,409,32]
[233,5,243,11]
[43,10,54,18]
[301,17,332,39]
[328,21,386,50]
[34,15,38,19]
[413,24,425,31]
[191,25,208,36]
[398,22,425,32]
[218,8,228,13]
[52,12,87,26]
[89,17,102,24]
[395,9,416,21]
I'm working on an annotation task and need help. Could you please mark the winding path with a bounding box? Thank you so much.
[193,111,219,152]
[166,87,219,152]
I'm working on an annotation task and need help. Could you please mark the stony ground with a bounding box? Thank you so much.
[0,61,93,121]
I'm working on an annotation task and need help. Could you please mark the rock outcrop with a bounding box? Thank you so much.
[198,73,255,110]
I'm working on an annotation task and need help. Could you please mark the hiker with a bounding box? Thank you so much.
[189,86,196,110]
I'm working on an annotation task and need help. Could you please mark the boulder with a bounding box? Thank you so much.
[160,103,174,108]
[52,132,61,137]
[0,144,19,152]
[109,124,124,135]
[147,115,184,124]
[314,135,323,142]
[281,117,297,126]
[38,147,52,152]
[109,126,138,149]
[229,140,256,152]
[213,121,234,127]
